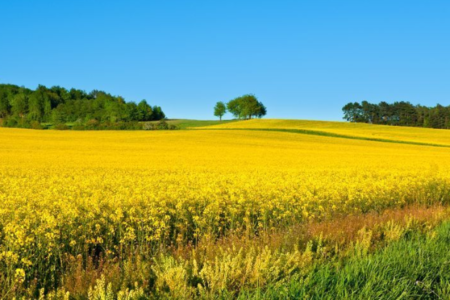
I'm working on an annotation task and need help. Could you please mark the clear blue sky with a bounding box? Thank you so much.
[1,1,449,120]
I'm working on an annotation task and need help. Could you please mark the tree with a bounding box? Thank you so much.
[126,102,139,121]
[0,83,167,129]
[28,91,47,122]
[342,100,450,129]
[256,101,267,118]
[11,94,28,121]
[342,102,362,122]
[214,101,226,121]
[240,95,259,119]
[227,98,242,119]
[43,97,52,122]
[378,101,391,124]
[137,100,153,121]
[227,94,266,119]
[152,106,165,120]
[51,107,65,124]
[0,89,10,118]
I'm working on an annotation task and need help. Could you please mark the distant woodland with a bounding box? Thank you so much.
[343,101,450,129]
[0,84,166,130]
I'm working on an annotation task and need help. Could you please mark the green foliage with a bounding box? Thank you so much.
[0,84,166,129]
[86,119,100,129]
[55,123,69,130]
[157,120,169,130]
[0,89,11,118]
[11,93,28,119]
[30,121,43,130]
[214,101,227,120]
[152,105,165,120]
[343,100,450,129]
[243,221,450,299]
[144,119,238,130]
[137,100,153,121]
[15,206,450,299]
[142,120,179,130]
[226,94,266,119]
[71,124,86,130]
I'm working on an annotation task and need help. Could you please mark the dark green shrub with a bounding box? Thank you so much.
[5,117,18,127]
[30,121,43,130]
[55,123,68,130]
[86,119,100,129]
[72,124,86,130]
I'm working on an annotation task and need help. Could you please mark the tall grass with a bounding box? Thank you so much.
[14,205,448,298]
[246,221,450,299]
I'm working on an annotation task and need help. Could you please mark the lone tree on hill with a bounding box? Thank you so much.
[214,101,227,121]
[226,94,266,119]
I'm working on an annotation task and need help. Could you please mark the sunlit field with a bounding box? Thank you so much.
[2,126,450,298]
[205,119,450,146]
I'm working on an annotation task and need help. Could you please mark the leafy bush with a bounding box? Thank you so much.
[55,123,68,130]
[72,124,86,130]
[142,122,155,130]
[157,120,169,130]
[142,121,177,130]
[30,121,43,130]
[86,119,100,129]
[5,117,19,127]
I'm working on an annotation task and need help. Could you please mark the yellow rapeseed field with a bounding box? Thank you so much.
[204,119,450,146]
[1,126,450,296]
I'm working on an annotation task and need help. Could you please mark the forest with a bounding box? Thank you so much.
[343,101,450,129]
[0,84,166,129]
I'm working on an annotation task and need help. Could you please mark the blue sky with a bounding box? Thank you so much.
[1,1,449,120]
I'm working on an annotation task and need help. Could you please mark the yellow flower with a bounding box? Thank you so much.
[0,121,450,292]
[15,268,25,283]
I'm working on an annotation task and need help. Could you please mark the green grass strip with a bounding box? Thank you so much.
[196,127,450,148]
[239,221,450,299]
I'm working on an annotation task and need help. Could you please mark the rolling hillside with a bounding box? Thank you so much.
[2,122,450,298]
[200,119,450,146]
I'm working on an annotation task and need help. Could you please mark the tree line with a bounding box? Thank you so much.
[214,94,266,120]
[343,101,450,129]
[0,84,166,129]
